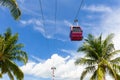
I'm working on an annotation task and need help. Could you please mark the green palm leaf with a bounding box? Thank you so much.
[110,57,120,64]
[6,59,24,80]
[80,66,96,80]
[80,70,87,80]
[7,70,14,80]
[90,70,97,80]
[75,58,97,66]
[0,0,21,20]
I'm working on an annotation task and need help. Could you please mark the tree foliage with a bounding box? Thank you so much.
[75,33,120,80]
[0,28,28,80]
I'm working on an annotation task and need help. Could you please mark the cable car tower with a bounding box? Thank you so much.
[51,66,56,80]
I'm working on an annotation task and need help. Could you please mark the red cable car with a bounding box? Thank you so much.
[70,26,83,41]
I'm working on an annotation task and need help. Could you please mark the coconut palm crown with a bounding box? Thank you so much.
[0,0,21,20]
[0,28,28,80]
[75,33,120,80]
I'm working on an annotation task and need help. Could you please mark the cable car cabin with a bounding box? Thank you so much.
[70,26,83,41]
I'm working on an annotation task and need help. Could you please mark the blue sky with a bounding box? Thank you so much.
[0,0,120,80]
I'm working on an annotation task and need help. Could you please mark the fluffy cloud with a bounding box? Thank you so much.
[100,8,120,50]
[83,5,120,50]
[20,53,115,80]
[20,54,84,80]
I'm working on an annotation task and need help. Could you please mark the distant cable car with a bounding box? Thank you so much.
[70,26,83,41]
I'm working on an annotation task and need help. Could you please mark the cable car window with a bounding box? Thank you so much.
[73,27,81,32]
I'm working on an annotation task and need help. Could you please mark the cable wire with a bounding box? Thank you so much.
[38,0,45,27]
[38,0,51,55]
[74,0,85,23]
[55,0,57,28]
[52,0,58,50]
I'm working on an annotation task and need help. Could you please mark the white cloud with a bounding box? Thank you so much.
[83,5,112,12]
[20,54,84,80]
[100,8,120,50]
[20,53,116,80]
[34,26,45,34]
[20,19,43,26]
[83,6,120,51]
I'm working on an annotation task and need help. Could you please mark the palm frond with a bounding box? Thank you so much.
[7,70,14,80]
[103,59,117,80]
[75,58,97,66]
[90,70,97,80]
[110,57,120,64]
[78,44,99,60]
[116,73,120,80]
[4,33,18,53]
[0,37,4,52]
[111,64,120,72]
[1,62,8,74]
[80,70,88,80]
[10,51,28,64]
[106,50,120,60]
[6,59,24,80]
[103,33,114,48]
[4,28,12,41]
[106,43,114,54]
[10,43,24,51]
[0,0,21,20]
[80,66,96,80]
[78,34,94,52]
[84,34,95,44]
[0,73,2,78]
[85,66,96,72]
[102,43,114,57]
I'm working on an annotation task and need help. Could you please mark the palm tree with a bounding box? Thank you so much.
[0,28,28,80]
[0,0,21,20]
[75,33,120,80]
